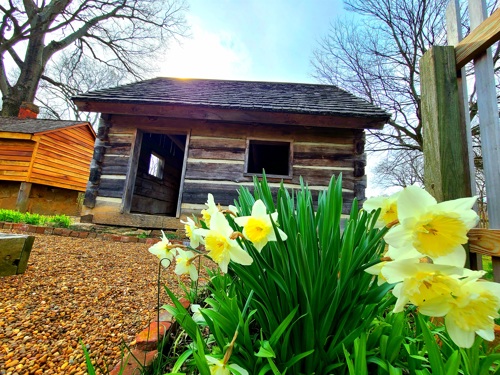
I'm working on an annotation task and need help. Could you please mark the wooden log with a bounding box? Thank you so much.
[90,212,184,229]
[0,234,35,276]
[420,46,471,203]
[15,182,32,213]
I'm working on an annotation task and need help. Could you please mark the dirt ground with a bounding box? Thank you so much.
[0,231,205,375]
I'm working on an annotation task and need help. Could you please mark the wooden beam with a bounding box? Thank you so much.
[73,101,387,130]
[120,129,143,213]
[15,182,32,212]
[469,0,500,282]
[420,46,471,202]
[455,7,500,70]
[468,228,500,281]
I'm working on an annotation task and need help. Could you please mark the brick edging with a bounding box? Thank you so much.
[0,222,161,245]
[109,298,191,375]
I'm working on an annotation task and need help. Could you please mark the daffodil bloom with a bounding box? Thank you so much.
[365,261,389,286]
[181,216,203,248]
[205,356,248,375]
[174,249,198,281]
[195,212,253,273]
[148,230,178,265]
[234,199,287,252]
[383,185,478,266]
[445,278,500,348]
[363,191,400,227]
[190,304,206,325]
[201,193,219,227]
[381,259,481,315]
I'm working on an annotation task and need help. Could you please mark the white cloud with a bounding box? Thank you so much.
[159,17,252,80]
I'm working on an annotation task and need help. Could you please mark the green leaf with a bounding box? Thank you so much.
[417,314,444,375]
[444,350,461,375]
[256,340,276,358]
[171,349,193,373]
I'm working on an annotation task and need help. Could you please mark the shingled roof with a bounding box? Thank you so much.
[73,77,390,121]
[0,117,91,134]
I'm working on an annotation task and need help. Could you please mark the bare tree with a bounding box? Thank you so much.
[36,52,127,126]
[372,149,424,190]
[312,0,451,153]
[0,0,188,117]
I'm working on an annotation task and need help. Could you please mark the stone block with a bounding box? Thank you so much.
[0,234,35,276]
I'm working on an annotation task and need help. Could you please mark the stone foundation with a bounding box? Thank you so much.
[0,181,82,216]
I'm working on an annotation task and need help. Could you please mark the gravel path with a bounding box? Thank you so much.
[0,231,201,375]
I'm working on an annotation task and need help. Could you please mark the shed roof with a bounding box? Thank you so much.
[0,117,93,135]
[73,77,390,121]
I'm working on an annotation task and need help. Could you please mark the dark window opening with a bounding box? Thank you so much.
[246,140,291,176]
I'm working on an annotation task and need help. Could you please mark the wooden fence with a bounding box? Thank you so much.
[420,0,500,281]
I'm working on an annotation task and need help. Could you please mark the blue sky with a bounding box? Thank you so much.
[160,0,346,83]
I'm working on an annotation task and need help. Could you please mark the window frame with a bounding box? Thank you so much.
[148,151,165,179]
[244,138,293,179]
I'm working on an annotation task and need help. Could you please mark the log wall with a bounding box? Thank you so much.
[82,115,366,228]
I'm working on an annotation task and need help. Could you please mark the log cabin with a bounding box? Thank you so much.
[72,78,390,229]
[0,104,95,215]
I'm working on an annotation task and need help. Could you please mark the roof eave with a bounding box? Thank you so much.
[74,99,389,130]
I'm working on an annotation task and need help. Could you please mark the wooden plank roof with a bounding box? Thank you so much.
[0,117,95,136]
[73,77,390,123]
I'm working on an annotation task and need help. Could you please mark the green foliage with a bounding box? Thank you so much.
[48,214,72,228]
[0,209,72,227]
[168,174,392,374]
[0,209,24,223]
[341,310,500,375]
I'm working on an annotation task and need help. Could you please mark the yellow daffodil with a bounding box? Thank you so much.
[381,259,480,315]
[181,216,203,248]
[205,355,248,375]
[363,191,400,227]
[201,193,219,227]
[445,278,500,348]
[234,199,287,252]
[195,212,253,273]
[148,230,178,265]
[174,249,198,281]
[383,185,478,266]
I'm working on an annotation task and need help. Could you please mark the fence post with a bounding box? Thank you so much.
[420,46,471,202]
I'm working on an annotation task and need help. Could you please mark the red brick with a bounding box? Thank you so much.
[27,225,37,233]
[109,349,158,375]
[87,232,97,238]
[112,235,122,242]
[120,236,138,243]
[135,321,172,351]
[0,222,4,229]
[179,297,191,309]
[78,231,89,238]
[12,223,29,231]
[102,234,114,241]
[3,223,13,230]
[35,226,46,234]
[43,227,54,235]
[145,238,160,245]
[138,238,147,243]
[70,231,80,237]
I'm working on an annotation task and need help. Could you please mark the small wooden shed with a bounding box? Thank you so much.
[73,78,389,229]
[0,117,96,215]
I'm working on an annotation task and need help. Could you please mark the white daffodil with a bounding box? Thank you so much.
[365,261,390,286]
[383,185,478,266]
[381,259,480,315]
[205,356,248,375]
[445,278,500,348]
[190,304,207,325]
[181,216,203,248]
[234,199,287,252]
[174,249,198,281]
[363,191,400,227]
[148,230,178,265]
[201,193,219,227]
[195,212,253,273]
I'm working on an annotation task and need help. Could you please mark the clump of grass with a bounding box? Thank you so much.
[0,209,72,228]
[48,214,72,228]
